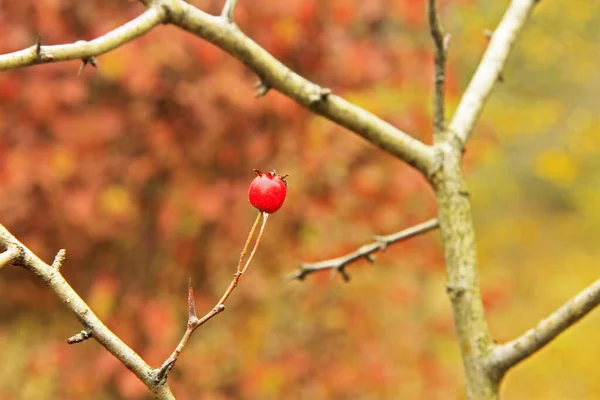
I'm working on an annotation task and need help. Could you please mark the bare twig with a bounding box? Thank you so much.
[0,224,176,399]
[487,278,600,373]
[155,212,269,382]
[157,0,435,175]
[0,7,167,71]
[288,218,439,281]
[52,249,67,270]
[221,0,238,23]
[67,329,93,344]
[449,0,538,145]
[427,0,449,140]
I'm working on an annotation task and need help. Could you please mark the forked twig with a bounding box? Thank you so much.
[155,211,269,382]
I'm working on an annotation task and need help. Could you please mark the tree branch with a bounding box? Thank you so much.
[0,6,167,71]
[487,278,600,374]
[448,0,538,145]
[156,0,435,175]
[427,0,450,141]
[287,218,439,282]
[0,224,176,400]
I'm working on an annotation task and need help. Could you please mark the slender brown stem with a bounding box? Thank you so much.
[156,211,269,381]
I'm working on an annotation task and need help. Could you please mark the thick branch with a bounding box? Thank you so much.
[288,218,439,281]
[449,0,538,145]
[158,0,434,174]
[432,143,495,399]
[0,7,166,71]
[0,225,175,400]
[487,278,600,373]
[427,0,449,140]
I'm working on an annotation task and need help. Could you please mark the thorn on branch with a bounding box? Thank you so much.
[443,33,452,53]
[366,254,377,264]
[52,249,67,270]
[187,279,198,323]
[78,56,97,76]
[253,80,270,97]
[337,266,351,282]
[67,329,93,344]
[34,36,42,62]
[161,4,174,24]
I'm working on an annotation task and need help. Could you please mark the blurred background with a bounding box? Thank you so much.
[0,0,599,399]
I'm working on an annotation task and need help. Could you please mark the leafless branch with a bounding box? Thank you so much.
[449,0,538,145]
[0,6,166,71]
[221,0,239,23]
[287,218,439,281]
[427,0,449,140]
[155,212,269,382]
[487,278,600,373]
[0,224,176,400]
[155,0,435,175]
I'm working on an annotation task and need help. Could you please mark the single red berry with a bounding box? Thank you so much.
[248,169,288,214]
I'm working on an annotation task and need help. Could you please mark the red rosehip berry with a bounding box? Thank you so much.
[248,169,288,214]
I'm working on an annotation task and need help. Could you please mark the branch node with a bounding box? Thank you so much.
[446,284,466,300]
[308,87,331,105]
[365,254,376,264]
[373,236,388,251]
[0,246,22,270]
[52,249,67,270]
[253,80,271,97]
[161,4,174,24]
[67,329,93,344]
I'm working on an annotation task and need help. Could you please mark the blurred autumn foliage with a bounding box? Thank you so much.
[0,0,599,399]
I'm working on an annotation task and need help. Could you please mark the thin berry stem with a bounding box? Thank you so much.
[237,211,262,272]
[241,212,269,274]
